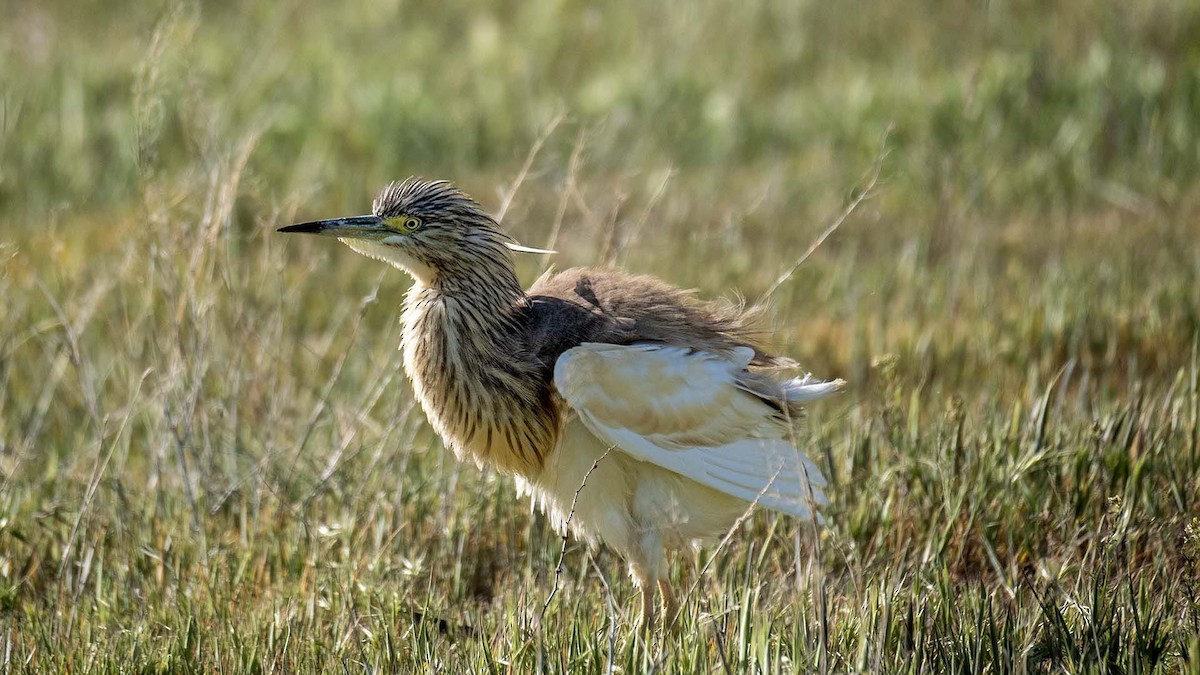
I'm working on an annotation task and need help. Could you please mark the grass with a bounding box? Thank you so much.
[2,0,1200,671]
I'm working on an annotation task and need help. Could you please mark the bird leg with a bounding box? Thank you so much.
[658,578,679,632]
[631,530,667,634]
[638,581,655,634]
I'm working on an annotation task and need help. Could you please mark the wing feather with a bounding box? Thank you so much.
[553,343,841,519]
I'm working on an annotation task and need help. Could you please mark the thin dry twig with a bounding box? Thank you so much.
[299,362,407,506]
[805,502,829,675]
[34,277,120,588]
[587,556,620,674]
[540,446,615,626]
[671,464,785,629]
[610,167,675,266]
[597,194,629,269]
[496,109,567,224]
[288,275,383,468]
[756,125,892,307]
[779,373,832,674]
[541,128,592,272]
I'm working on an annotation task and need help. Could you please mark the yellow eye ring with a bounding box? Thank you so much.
[397,215,422,232]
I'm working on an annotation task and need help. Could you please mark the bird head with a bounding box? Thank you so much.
[278,178,552,286]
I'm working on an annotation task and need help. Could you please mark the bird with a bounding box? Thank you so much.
[278,178,843,631]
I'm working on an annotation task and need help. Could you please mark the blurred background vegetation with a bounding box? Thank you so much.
[1,0,1198,671]
[6,0,1200,213]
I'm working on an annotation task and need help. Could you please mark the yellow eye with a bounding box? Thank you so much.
[392,215,422,232]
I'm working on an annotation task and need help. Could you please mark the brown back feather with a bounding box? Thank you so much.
[523,267,794,380]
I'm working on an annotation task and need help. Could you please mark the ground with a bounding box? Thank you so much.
[1,0,1199,672]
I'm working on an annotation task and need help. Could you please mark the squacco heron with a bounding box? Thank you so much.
[279,178,843,630]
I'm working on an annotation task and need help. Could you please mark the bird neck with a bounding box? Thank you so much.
[418,228,527,311]
[399,260,553,478]
[431,266,525,309]
[398,222,530,356]
[399,255,529,373]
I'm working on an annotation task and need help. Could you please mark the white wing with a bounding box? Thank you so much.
[553,342,842,519]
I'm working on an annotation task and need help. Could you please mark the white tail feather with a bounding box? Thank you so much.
[783,375,846,402]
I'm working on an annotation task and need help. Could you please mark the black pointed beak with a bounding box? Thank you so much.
[277,215,386,235]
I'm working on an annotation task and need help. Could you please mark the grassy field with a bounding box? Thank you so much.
[3,0,1200,672]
